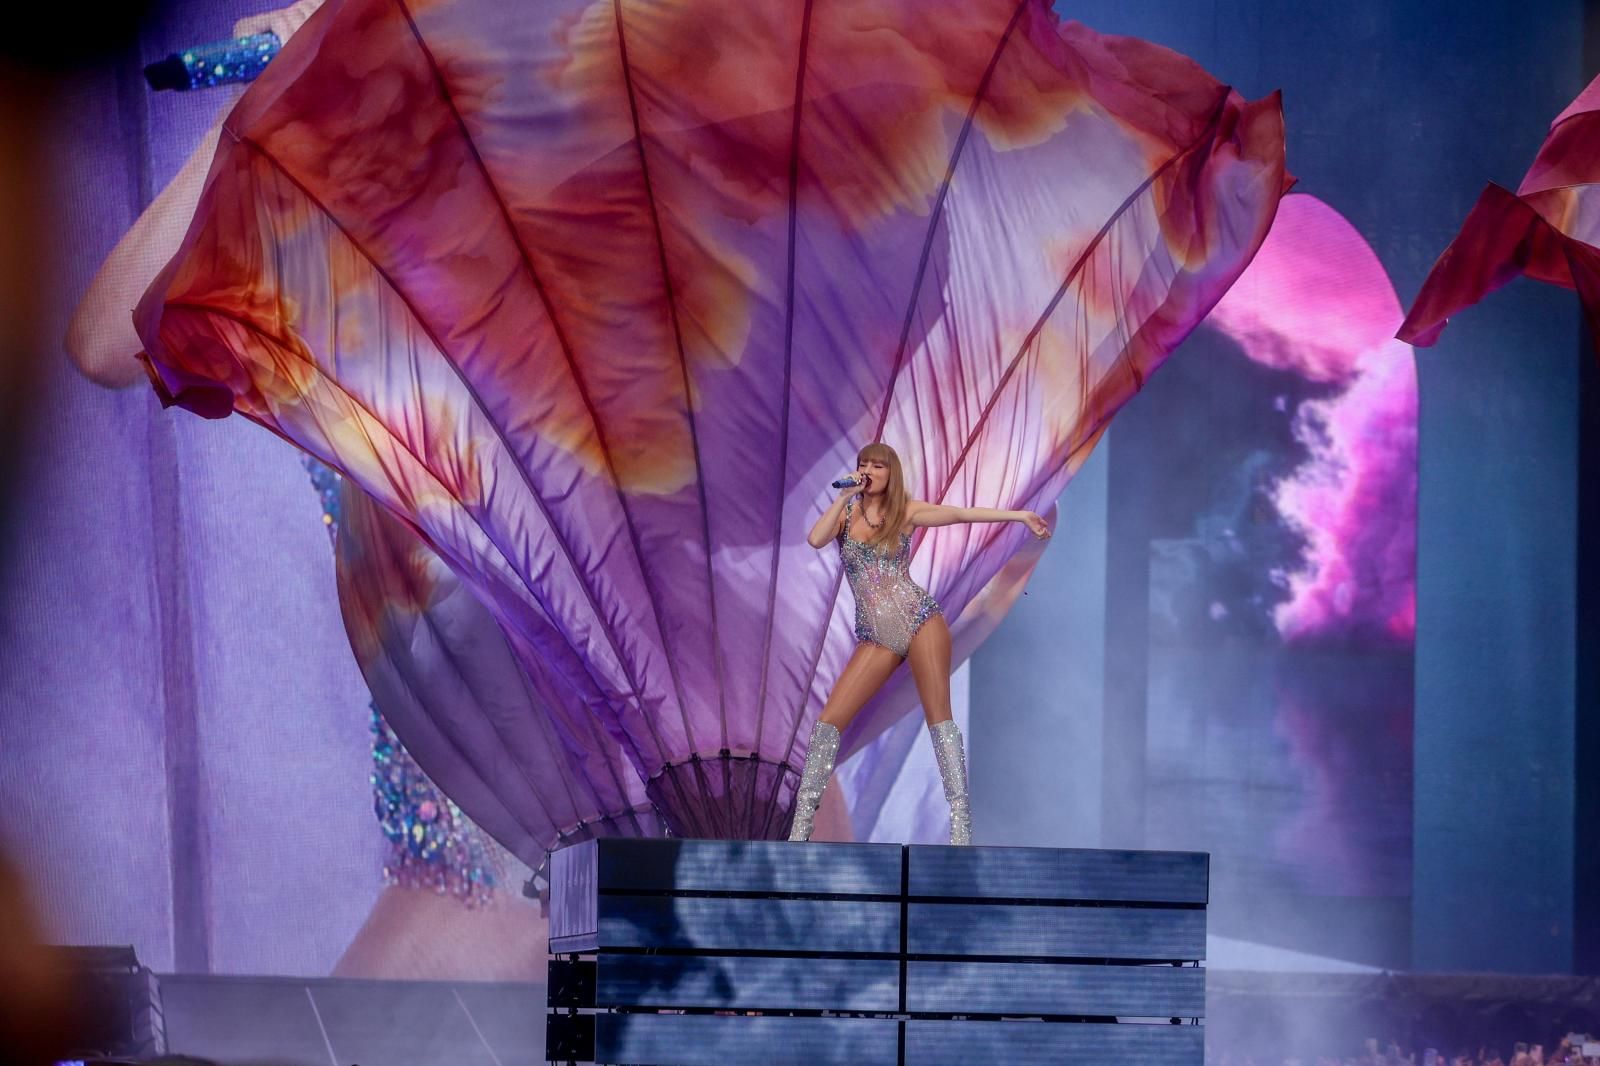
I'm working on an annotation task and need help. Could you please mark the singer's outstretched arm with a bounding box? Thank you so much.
[907,501,1051,539]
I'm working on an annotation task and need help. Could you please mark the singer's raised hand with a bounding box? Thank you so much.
[1020,511,1050,539]
[837,472,868,499]
[67,1,335,387]
[233,0,326,45]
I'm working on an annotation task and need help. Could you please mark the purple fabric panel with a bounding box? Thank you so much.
[0,377,176,968]
[172,415,384,976]
[149,406,212,973]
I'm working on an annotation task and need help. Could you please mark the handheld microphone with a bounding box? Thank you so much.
[830,475,863,489]
[144,32,281,91]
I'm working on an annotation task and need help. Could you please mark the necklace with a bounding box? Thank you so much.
[859,501,885,529]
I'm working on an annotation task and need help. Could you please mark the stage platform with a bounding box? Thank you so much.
[545,839,1209,1066]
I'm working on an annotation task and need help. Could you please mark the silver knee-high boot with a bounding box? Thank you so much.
[928,719,971,845]
[787,721,841,842]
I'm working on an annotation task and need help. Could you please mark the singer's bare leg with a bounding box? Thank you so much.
[788,642,898,842]
[818,642,902,732]
[907,614,953,726]
[907,613,968,843]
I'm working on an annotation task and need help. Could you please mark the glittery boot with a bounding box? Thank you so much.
[928,719,971,845]
[787,721,841,842]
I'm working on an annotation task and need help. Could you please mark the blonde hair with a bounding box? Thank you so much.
[855,442,910,550]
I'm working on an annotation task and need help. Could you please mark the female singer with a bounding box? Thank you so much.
[787,442,1051,845]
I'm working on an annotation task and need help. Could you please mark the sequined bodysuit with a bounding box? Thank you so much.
[839,497,943,657]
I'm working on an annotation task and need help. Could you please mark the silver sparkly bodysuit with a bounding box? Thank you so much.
[840,497,942,657]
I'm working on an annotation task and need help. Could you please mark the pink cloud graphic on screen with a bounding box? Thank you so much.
[1208,193,1418,646]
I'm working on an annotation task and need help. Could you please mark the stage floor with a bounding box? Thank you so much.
[159,974,543,1066]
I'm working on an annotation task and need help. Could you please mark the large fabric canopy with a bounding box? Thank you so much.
[1400,74,1600,349]
[134,0,1288,847]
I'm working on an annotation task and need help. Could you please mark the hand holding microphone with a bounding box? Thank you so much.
[143,32,280,91]
[831,472,869,496]
[143,0,325,91]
